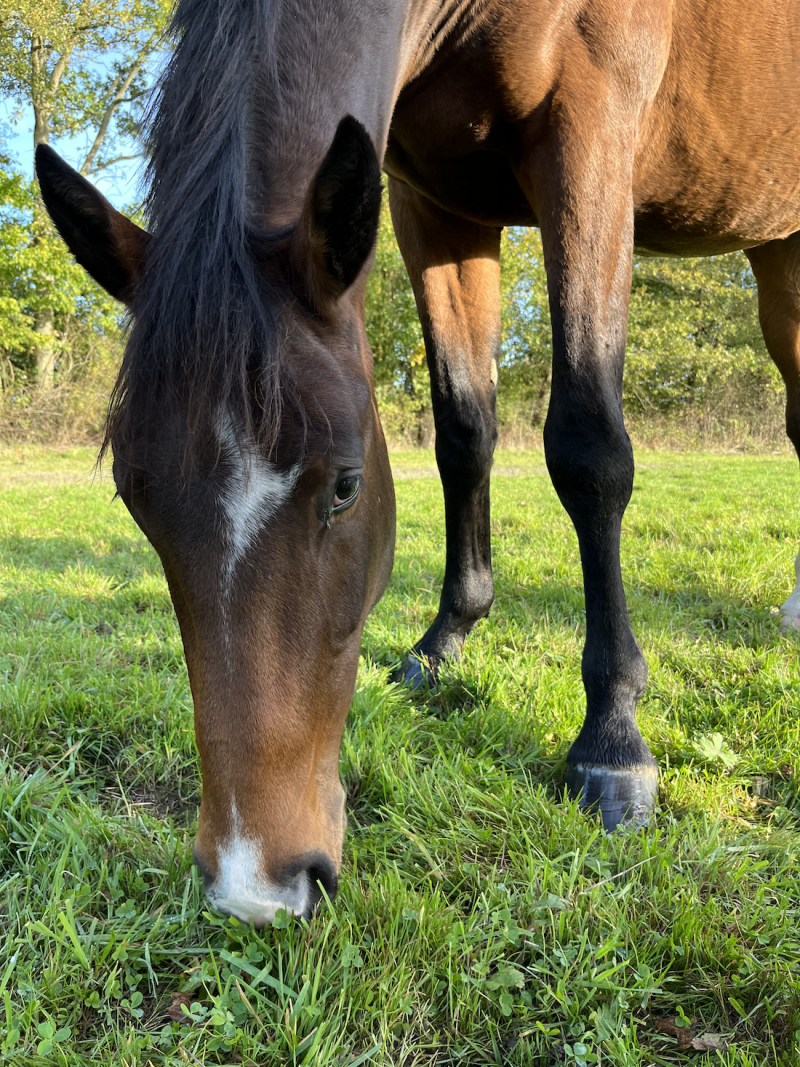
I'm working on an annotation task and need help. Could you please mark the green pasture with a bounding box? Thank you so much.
[1,445,799,1065]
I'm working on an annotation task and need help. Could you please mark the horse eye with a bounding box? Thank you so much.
[332,475,360,511]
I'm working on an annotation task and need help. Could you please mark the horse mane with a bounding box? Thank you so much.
[103,0,291,465]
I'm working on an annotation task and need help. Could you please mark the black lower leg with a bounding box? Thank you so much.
[387,182,501,688]
[545,396,656,828]
[399,369,497,687]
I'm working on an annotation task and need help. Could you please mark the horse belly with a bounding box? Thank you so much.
[633,139,800,257]
[384,136,536,227]
[633,0,800,254]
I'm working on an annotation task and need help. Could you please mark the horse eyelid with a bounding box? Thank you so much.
[332,477,361,513]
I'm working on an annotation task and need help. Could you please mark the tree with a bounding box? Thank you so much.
[625,253,778,422]
[0,157,118,386]
[366,213,781,443]
[364,194,431,442]
[0,0,170,385]
[498,227,552,430]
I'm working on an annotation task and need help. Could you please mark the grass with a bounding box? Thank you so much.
[1,443,799,1066]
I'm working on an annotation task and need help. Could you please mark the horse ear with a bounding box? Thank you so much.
[293,115,382,303]
[35,144,150,305]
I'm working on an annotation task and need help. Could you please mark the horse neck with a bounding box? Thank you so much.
[249,0,472,224]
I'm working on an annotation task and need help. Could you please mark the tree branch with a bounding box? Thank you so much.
[48,41,76,97]
[87,151,145,174]
[80,33,158,175]
[30,34,49,148]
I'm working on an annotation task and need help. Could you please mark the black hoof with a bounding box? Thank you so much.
[394,655,436,691]
[565,762,658,831]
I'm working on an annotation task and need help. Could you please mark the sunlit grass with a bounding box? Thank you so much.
[1,447,799,1064]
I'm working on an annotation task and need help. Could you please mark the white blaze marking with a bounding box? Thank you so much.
[780,546,800,631]
[207,802,310,925]
[217,419,299,588]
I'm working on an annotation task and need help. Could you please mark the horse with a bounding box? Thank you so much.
[35,0,800,926]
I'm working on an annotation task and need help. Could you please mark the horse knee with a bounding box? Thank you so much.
[543,407,634,522]
[434,394,497,485]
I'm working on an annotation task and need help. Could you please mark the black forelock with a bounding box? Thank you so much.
[103,0,289,464]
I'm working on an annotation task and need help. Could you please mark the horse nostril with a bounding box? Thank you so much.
[304,853,339,912]
[192,845,214,891]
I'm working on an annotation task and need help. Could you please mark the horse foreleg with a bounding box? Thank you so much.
[747,234,800,631]
[388,176,500,686]
[521,100,658,829]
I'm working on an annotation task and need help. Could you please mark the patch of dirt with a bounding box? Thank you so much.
[128,785,198,823]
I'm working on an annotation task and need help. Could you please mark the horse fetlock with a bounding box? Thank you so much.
[396,608,477,689]
[396,636,462,690]
[448,571,494,626]
[417,616,468,662]
[581,645,648,715]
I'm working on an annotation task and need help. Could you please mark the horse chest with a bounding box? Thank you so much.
[383,134,536,227]
[386,57,540,227]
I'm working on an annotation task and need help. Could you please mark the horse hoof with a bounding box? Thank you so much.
[565,762,658,831]
[394,655,435,690]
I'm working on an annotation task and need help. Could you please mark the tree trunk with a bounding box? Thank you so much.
[32,308,55,387]
[31,34,55,388]
[30,199,56,389]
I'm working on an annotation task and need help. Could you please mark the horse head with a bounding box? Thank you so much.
[36,116,396,925]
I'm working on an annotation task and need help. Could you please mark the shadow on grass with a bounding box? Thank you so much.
[0,533,158,575]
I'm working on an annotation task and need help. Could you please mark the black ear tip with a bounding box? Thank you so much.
[35,144,70,191]
[35,142,54,176]
[337,114,367,137]
[339,114,361,131]
[35,142,59,166]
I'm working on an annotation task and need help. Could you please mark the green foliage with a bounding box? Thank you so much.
[626,255,780,417]
[1,446,799,1063]
[693,731,740,770]
[0,0,170,172]
[366,196,425,394]
[365,197,431,444]
[365,221,783,441]
[0,167,37,359]
[0,0,170,394]
[497,228,553,430]
[0,155,121,389]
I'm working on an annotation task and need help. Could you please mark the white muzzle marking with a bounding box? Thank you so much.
[206,803,310,926]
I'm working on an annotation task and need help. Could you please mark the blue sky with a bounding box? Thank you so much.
[2,99,146,212]
[0,33,156,217]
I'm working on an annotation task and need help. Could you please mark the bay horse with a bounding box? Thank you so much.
[36,0,800,925]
